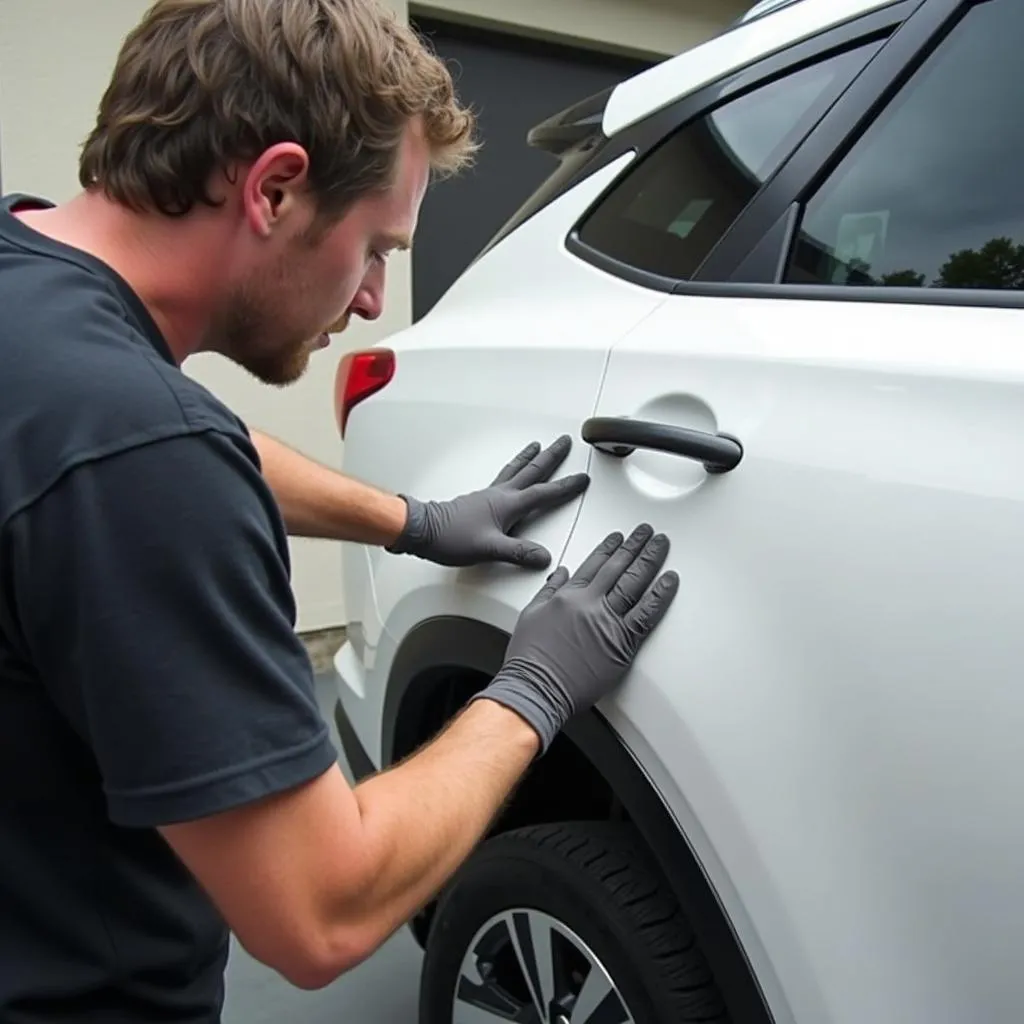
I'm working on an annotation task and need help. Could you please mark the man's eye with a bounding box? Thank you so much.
[370,249,389,265]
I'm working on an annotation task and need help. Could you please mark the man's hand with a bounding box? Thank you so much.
[475,524,679,753]
[387,434,589,569]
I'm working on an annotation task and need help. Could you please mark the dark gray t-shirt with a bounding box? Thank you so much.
[0,193,338,1022]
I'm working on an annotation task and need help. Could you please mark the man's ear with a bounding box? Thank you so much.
[242,143,311,239]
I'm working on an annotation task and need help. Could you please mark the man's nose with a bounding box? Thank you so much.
[350,265,385,322]
[350,292,382,321]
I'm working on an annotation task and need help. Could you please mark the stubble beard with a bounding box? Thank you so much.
[215,258,319,387]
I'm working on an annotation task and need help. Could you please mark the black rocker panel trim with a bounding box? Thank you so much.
[378,615,775,1024]
[334,700,377,783]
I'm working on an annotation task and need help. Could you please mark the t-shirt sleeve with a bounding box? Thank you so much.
[5,428,339,828]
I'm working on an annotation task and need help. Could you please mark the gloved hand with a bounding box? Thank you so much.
[472,524,679,754]
[387,434,589,570]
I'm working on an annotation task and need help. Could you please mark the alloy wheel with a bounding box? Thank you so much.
[451,907,635,1024]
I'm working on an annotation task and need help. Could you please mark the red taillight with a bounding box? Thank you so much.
[335,348,395,438]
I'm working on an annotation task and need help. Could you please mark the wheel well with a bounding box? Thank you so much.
[381,617,773,1024]
[392,665,620,829]
[391,666,622,946]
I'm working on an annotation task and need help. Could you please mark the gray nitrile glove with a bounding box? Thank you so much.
[472,524,680,753]
[387,435,589,570]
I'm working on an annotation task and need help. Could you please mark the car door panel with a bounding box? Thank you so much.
[559,3,1024,1017]
[560,293,1024,1024]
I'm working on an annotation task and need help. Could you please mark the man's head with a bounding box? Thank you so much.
[78,0,477,383]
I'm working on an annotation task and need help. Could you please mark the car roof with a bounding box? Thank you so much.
[602,0,900,137]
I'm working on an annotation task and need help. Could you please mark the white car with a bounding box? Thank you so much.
[331,0,1024,1020]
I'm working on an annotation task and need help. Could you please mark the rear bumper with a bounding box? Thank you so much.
[331,632,380,782]
[334,699,377,783]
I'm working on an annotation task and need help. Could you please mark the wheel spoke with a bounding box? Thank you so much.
[499,910,547,1017]
[570,963,632,1024]
[569,966,609,1023]
[525,911,557,1012]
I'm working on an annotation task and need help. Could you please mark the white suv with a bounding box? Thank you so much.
[331,0,1024,1020]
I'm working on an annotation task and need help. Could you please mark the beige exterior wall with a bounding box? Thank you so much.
[0,0,740,633]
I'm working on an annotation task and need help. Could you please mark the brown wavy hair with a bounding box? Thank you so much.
[78,0,478,220]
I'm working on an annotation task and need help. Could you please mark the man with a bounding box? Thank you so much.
[0,0,679,1020]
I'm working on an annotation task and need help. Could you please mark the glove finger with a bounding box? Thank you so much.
[510,473,590,522]
[491,536,553,570]
[624,571,681,638]
[509,434,572,490]
[591,523,655,595]
[606,532,671,616]
[567,531,624,585]
[525,566,570,611]
[491,441,542,486]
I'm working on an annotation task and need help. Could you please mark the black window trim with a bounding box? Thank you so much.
[560,0,920,293]
[688,0,1024,310]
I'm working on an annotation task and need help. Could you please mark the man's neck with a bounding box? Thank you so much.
[13,192,222,364]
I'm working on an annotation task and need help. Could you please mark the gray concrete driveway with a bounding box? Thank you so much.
[222,673,423,1024]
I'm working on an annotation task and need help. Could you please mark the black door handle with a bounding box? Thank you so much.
[582,417,743,474]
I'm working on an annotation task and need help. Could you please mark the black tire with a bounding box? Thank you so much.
[419,821,730,1023]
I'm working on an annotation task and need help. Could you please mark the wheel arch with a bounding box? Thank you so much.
[379,615,775,1024]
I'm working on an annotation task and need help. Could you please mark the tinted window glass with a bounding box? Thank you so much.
[788,0,1024,290]
[576,43,878,281]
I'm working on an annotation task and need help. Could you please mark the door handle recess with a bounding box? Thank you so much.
[582,417,743,474]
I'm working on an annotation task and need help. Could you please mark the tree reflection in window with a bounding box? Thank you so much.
[825,237,1024,291]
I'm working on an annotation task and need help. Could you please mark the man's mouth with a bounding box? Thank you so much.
[312,312,350,351]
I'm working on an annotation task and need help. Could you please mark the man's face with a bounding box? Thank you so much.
[217,121,430,385]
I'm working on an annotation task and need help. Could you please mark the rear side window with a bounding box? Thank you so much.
[787,0,1024,291]
[575,42,879,282]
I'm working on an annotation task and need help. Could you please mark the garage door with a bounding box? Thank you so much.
[410,16,651,320]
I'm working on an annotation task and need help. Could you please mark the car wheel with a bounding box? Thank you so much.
[419,821,730,1023]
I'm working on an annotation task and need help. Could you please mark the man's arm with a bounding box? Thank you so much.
[249,429,406,544]
[249,428,590,570]
[161,524,678,990]
[162,698,539,988]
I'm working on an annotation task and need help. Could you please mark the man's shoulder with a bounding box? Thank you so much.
[0,247,253,523]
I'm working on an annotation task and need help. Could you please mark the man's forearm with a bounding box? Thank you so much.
[336,699,539,961]
[250,429,406,544]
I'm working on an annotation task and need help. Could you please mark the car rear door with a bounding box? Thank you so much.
[557,2,1024,1023]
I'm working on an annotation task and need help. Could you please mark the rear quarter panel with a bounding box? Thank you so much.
[336,153,669,763]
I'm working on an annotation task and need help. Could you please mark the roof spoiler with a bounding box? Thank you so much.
[526,85,613,157]
[475,85,616,260]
